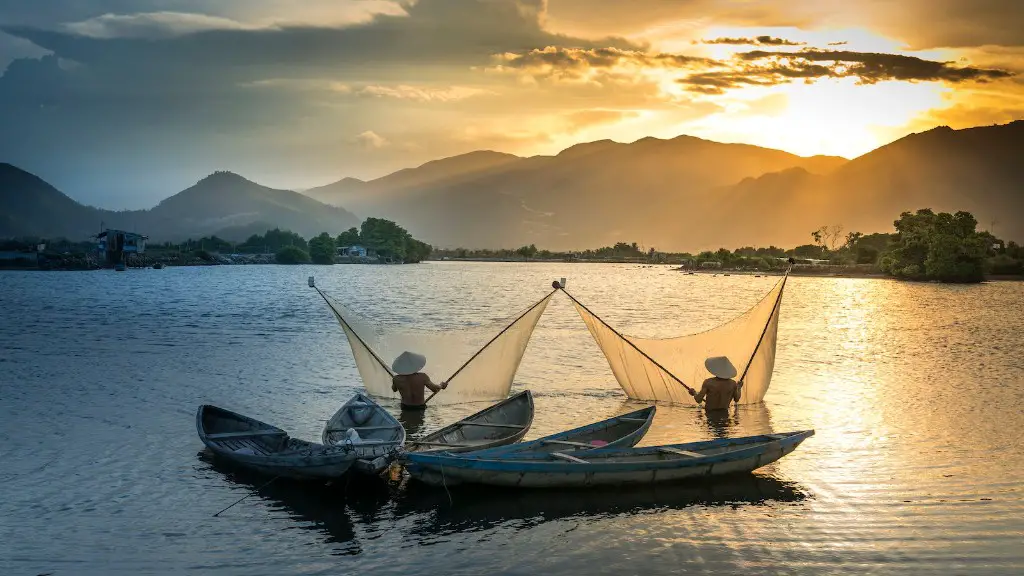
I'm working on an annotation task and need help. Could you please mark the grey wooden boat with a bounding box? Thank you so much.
[322,392,406,474]
[403,430,814,488]
[470,405,656,457]
[197,404,356,480]
[405,390,534,453]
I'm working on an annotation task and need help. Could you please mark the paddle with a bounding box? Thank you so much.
[212,475,279,517]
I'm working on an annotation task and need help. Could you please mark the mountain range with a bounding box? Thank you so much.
[304,121,1023,250]
[2,121,1021,249]
[0,168,358,242]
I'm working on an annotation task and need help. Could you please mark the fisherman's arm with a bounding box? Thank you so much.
[692,381,708,403]
[423,375,447,393]
[733,380,744,402]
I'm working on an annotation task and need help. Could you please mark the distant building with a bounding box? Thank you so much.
[701,261,722,268]
[97,229,148,266]
[338,245,368,258]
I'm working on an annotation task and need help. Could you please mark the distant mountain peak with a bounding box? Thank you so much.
[194,171,253,187]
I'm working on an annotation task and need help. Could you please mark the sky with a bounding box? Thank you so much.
[1,0,1022,208]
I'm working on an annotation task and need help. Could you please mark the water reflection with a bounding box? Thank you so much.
[696,403,775,439]
[197,451,365,554]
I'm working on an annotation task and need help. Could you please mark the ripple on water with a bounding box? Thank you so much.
[0,265,1022,575]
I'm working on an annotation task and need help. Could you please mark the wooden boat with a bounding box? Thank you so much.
[405,390,534,453]
[402,430,814,488]
[471,405,656,457]
[322,392,406,474]
[196,404,356,480]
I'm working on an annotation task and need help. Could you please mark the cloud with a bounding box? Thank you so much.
[63,12,260,39]
[354,130,389,149]
[490,46,713,83]
[677,48,1014,94]
[356,84,492,102]
[563,109,639,133]
[827,41,848,46]
[703,36,805,46]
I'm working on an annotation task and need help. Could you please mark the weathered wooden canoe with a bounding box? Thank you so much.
[403,430,814,488]
[322,392,406,474]
[197,404,356,480]
[471,405,656,457]
[405,390,534,453]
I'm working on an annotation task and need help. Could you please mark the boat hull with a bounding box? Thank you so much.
[322,393,406,475]
[197,404,357,481]
[404,431,812,488]
[472,405,655,457]
[406,390,534,454]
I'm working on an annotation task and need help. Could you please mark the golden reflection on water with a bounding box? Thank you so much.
[3,264,1022,574]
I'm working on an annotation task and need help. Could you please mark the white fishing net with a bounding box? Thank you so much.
[320,290,554,405]
[571,275,787,405]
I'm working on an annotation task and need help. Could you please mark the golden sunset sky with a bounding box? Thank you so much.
[0,0,1021,207]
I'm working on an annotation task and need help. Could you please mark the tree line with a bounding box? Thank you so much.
[432,209,1022,283]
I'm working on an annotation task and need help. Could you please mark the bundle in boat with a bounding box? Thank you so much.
[404,390,534,453]
[197,405,356,480]
[468,405,656,457]
[322,392,406,474]
[402,430,814,488]
[314,284,556,406]
[565,272,790,404]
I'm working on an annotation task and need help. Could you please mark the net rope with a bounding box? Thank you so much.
[317,288,554,405]
[565,272,788,405]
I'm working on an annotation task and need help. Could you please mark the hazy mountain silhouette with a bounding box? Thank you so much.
[304,122,1021,250]
[306,136,849,250]
[0,166,359,241]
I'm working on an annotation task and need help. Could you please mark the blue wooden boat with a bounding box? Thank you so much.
[405,390,534,453]
[402,430,814,488]
[197,405,357,480]
[468,405,655,457]
[322,392,406,475]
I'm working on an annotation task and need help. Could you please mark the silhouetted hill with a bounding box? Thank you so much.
[701,121,1024,248]
[305,135,850,250]
[0,166,359,241]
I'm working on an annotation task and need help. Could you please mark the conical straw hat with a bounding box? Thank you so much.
[704,356,737,379]
[392,351,427,375]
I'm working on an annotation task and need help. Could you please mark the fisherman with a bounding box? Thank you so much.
[391,351,447,411]
[690,356,743,410]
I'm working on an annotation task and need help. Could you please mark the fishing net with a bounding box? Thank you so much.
[568,274,788,405]
[318,289,555,405]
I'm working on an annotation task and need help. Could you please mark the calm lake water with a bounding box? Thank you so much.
[2,263,1022,575]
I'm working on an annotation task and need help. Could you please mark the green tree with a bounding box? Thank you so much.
[336,227,361,247]
[309,232,336,264]
[515,244,538,261]
[879,209,988,283]
[275,245,310,264]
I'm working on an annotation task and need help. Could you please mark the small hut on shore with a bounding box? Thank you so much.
[97,229,148,267]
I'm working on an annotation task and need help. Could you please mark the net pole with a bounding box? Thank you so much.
[560,289,698,399]
[737,268,790,384]
[314,286,394,376]
[424,289,557,404]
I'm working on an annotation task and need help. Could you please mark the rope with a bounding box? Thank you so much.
[314,286,394,375]
[560,288,698,399]
[212,475,279,517]
[738,267,791,384]
[424,289,557,404]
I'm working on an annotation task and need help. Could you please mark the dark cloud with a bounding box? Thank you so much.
[494,46,714,76]
[740,49,1014,83]
[0,0,636,206]
[676,48,1014,94]
[703,36,805,46]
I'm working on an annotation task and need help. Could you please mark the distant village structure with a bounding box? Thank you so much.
[96,229,147,266]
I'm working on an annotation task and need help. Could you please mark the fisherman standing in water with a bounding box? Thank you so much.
[691,356,743,410]
[391,351,447,411]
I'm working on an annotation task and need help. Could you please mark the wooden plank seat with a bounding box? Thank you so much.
[207,430,287,440]
[550,452,589,464]
[541,439,600,449]
[324,425,402,433]
[658,446,705,458]
[407,440,471,448]
[456,422,527,429]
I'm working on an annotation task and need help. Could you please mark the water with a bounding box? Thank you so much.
[1,263,1022,575]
